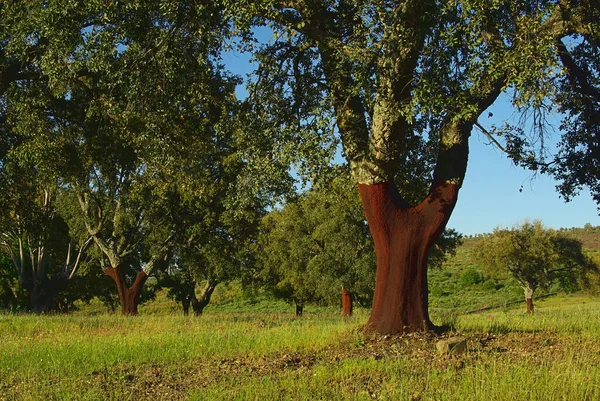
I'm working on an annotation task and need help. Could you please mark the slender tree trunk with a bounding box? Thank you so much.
[341,287,353,317]
[182,295,191,316]
[295,303,303,317]
[524,287,534,314]
[30,280,44,313]
[104,266,148,316]
[191,280,218,316]
[358,181,459,334]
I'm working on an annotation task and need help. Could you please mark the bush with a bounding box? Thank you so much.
[482,279,499,290]
[459,268,484,286]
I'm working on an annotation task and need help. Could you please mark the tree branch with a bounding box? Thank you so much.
[555,39,600,102]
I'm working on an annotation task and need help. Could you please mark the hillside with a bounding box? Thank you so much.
[460,224,600,250]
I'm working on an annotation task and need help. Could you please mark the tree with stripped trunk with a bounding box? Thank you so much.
[227,0,600,333]
[473,220,598,314]
[1,1,239,314]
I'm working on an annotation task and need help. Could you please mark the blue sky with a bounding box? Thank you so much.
[223,47,600,237]
[450,125,600,235]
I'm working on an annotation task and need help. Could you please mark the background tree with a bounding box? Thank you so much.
[1,1,242,315]
[257,169,375,315]
[225,0,600,333]
[473,220,598,313]
[0,159,92,312]
[160,158,265,317]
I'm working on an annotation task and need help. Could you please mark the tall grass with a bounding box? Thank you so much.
[2,298,600,400]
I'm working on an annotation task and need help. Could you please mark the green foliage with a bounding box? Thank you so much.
[473,220,599,294]
[257,167,376,308]
[459,268,485,287]
[257,166,462,308]
[0,1,266,313]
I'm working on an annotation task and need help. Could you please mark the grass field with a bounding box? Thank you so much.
[2,295,600,400]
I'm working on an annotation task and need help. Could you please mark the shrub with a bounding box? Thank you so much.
[459,268,484,286]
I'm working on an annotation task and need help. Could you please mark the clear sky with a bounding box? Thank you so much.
[449,123,600,236]
[224,47,600,237]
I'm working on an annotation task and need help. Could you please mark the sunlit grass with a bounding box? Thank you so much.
[2,297,600,400]
[457,297,600,336]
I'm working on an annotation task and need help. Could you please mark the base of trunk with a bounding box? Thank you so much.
[526,297,534,314]
[104,266,148,316]
[341,288,353,317]
[359,182,456,335]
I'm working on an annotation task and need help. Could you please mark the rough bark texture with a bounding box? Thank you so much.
[104,266,148,316]
[358,181,459,334]
[341,288,353,317]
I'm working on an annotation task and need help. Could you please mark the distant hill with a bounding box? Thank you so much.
[460,224,600,250]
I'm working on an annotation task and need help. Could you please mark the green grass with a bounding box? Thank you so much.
[3,238,600,400]
[2,297,600,400]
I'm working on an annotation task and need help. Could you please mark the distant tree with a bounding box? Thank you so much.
[473,220,598,313]
[161,197,263,317]
[0,158,94,312]
[257,169,375,315]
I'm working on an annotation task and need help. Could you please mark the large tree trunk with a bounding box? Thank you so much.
[191,280,218,316]
[358,181,459,334]
[104,266,148,316]
[295,303,303,317]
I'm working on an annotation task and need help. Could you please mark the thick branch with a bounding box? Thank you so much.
[141,231,175,275]
[367,1,437,183]
[555,39,600,102]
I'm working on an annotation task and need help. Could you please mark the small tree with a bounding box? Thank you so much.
[473,221,598,314]
[257,169,375,314]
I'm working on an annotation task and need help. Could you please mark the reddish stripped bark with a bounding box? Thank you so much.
[526,298,534,314]
[104,265,148,316]
[358,180,459,334]
[341,288,353,317]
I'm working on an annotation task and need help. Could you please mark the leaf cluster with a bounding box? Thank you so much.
[473,220,598,291]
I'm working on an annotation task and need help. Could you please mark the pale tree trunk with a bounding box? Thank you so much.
[191,280,218,316]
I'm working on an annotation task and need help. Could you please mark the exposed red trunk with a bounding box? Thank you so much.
[526,297,534,314]
[104,266,148,316]
[341,288,353,317]
[358,181,459,334]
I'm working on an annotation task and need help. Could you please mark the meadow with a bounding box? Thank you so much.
[2,294,600,401]
[3,234,600,401]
